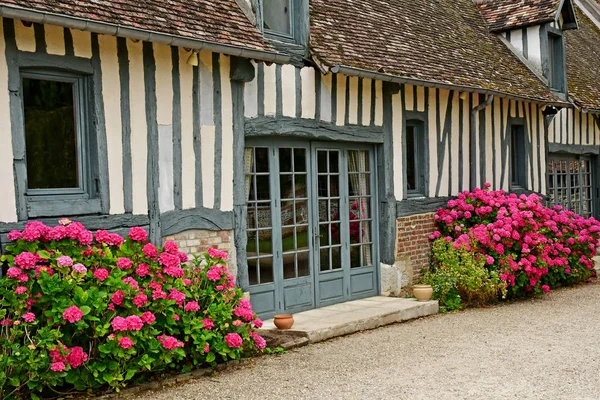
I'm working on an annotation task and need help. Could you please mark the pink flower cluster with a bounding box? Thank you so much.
[158,334,184,350]
[95,230,125,247]
[432,186,600,294]
[207,247,229,261]
[250,332,266,350]
[50,344,88,370]
[233,298,256,322]
[224,333,243,349]
[111,315,145,332]
[128,227,149,242]
[62,306,84,323]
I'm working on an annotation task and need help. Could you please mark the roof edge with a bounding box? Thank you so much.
[330,65,570,107]
[0,4,290,64]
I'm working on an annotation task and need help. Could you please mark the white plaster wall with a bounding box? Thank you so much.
[320,73,332,123]
[374,80,384,126]
[510,28,523,53]
[45,25,65,55]
[437,89,450,196]
[127,39,149,215]
[405,84,415,111]
[300,67,315,119]
[245,65,259,118]
[527,25,542,70]
[0,19,18,222]
[199,51,214,126]
[348,76,359,124]
[336,74,346,126]
[154,44,175,213]
[14,21,35,52]
[263,64,276,116]
[71,29,92,58]
[450,93,460,194]
[99,35,125,215]
[220,55,235,212]
[281,64,296,117]
[179,47,196,209]
[158,125,175,213]
[201,125,216,208]
[428,88,439,196]
[361,78,372,124]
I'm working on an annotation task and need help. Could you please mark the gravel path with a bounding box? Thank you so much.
[139,283,600,400]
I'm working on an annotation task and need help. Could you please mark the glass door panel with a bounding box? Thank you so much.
[279,147,311,280]
[246,147,274,286]
[316,149,343,272]
[347,150,374,269]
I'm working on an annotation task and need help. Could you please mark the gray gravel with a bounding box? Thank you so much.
[138,283,600,400]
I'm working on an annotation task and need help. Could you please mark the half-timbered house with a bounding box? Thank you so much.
[0,0,596,318]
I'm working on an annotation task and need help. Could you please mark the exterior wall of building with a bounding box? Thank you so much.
[548,107,600,145]
[0,18,235,250]
[393,85,547,196]
[244,63,384,126]
[163,229,237,277]
[504,25,543,73]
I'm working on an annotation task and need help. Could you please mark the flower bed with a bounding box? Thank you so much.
[427,185,599,305]
[0,220,265,399]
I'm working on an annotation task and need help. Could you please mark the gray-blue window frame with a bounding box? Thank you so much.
[21,69,91,199]
[404,113,428,198]
[547,27,566,93]
[509,118,528,190]
[262,0,295,42]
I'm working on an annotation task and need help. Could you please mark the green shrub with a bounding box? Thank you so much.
[0,220,265,399]
[423,239,506,312]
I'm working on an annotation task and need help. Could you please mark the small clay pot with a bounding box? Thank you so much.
[413,284,433,302]
[273,314,294,330]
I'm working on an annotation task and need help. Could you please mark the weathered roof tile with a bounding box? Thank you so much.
[310,0,563,103]
[1,0,272,52]
[565,7,600,111]
[477,0,561,32]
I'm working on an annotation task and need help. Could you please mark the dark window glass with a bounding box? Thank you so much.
[510,124,526,188]
[263,0,292,36]
[406,120,425,195]
[23,78,78,189]
[406,125,416,191]
[548,33,565,92]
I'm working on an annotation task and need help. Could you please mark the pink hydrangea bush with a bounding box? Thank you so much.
[431,186,600,297]
[0,221,265,399]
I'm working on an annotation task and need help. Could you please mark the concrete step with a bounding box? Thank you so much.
[260,296,439,344]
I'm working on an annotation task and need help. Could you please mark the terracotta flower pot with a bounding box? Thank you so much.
[413,284,433,302]
[273,314,294,330]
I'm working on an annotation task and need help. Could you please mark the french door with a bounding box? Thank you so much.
[245,140,378,318]
[547,154,594,218]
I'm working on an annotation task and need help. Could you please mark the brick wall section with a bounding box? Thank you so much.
[162,229,236,274]
[395,212,436,282]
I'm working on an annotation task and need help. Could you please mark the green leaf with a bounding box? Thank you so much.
[102,372,114,383]
[125,369,136,380]
[37,250,51,259]
[80,306,91,315]
[206,352,215,363]
[31,394,40,400]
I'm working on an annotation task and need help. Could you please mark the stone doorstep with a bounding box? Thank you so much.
[259,296,439,344]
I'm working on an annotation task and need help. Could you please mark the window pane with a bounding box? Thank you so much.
[406,125,416,191]
[263,0,291,35]
[23,78,78,189]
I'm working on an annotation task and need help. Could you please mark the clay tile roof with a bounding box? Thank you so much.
[1,0,272,53]
[565,6,600,111]
[309,0,564,104]
[477,0,561,32]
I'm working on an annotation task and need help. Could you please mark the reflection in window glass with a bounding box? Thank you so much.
[23,78,78,190]
[263,0,292,36]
